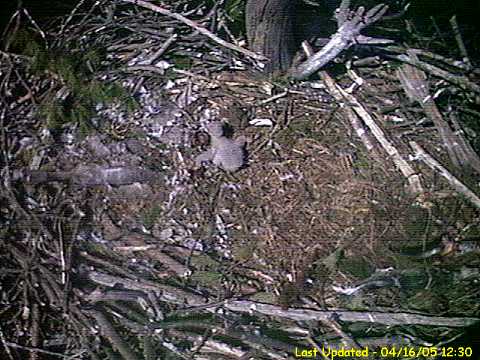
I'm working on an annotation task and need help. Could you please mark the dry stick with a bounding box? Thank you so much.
[320,73,376,152]
[89,270,477,327]
[152,320,292,356]
[306,336,330,360]
[319,316,358,349]
[1,185,54,239]
[21,9,47,44]
[141,249,190,277]
[89,310,141,360]
[320,71,423,194]
[386,45,472,71]
[449,15,472,68]
[30,303,40,360]
[448,111,480,173]
[397,61,464,169]
[118,0,266,61]
[291,2,388,79]
[132,33,178,93]
[1,342,76,359]
[86,271,207,305]
[59,0,88,35]
[224,300,479,328]
[409,141,480,209]
[181,333,245,359]
[113,245,190,277]
[398,57,480,175]
[388,53,480,95]
[0,331,14,360]
[145,33,178,64]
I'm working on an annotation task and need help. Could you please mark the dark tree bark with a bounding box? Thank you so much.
[246,0,299,74]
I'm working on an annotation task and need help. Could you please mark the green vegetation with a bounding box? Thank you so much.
[12,28,137,135]
[140,205,163,229]
[225,0,247,33]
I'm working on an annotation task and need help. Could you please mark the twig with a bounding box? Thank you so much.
[1,341,81,359]
[30,303,40,360]
[0,186,54,240]
[320,71,423,194]
[59,0,89,35]
[259,91,288,105]
[144,33,178,64]
[397,53,480,174]
[131,33,177,93]
[0,328,15,360]
[448,111,480,173]
[118,0,266,61]
[85,270,207,305]
[306,336,330,360]
[449,15,472,68]
[89,309,141,360]
[385,46,473,71]
[20,8,47,45]
[318,315,359,349]
[320,73,376,152]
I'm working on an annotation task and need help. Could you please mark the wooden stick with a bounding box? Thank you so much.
[410,141,480,209]
[119,0,266,61]
[320,71,423,194]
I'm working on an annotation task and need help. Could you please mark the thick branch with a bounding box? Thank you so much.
[290,2,388,79]
[224,300,479,327]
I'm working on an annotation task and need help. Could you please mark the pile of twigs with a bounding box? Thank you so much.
[1,1,480,359]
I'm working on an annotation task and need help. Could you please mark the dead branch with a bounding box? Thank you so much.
[319,71,424,194]
[409,141,480,209]
[17,165,157,187]
[449,15,472,69]
[224,300,479,328]
[2,1,479,357]
[448,111,480,173]
[1,342,77,359]
[290,1,389,79]
[85,270,207,306]
[318,73,377,153]
[118,0,266,61]
[387,46,473,71]
[387,52,480,95]
[397,56,480,174]
[88,309,141,360]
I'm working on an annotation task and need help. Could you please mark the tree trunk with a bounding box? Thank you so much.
[245,0,298,74]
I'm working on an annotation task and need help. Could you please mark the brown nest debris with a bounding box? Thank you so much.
[1,0,480,359]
